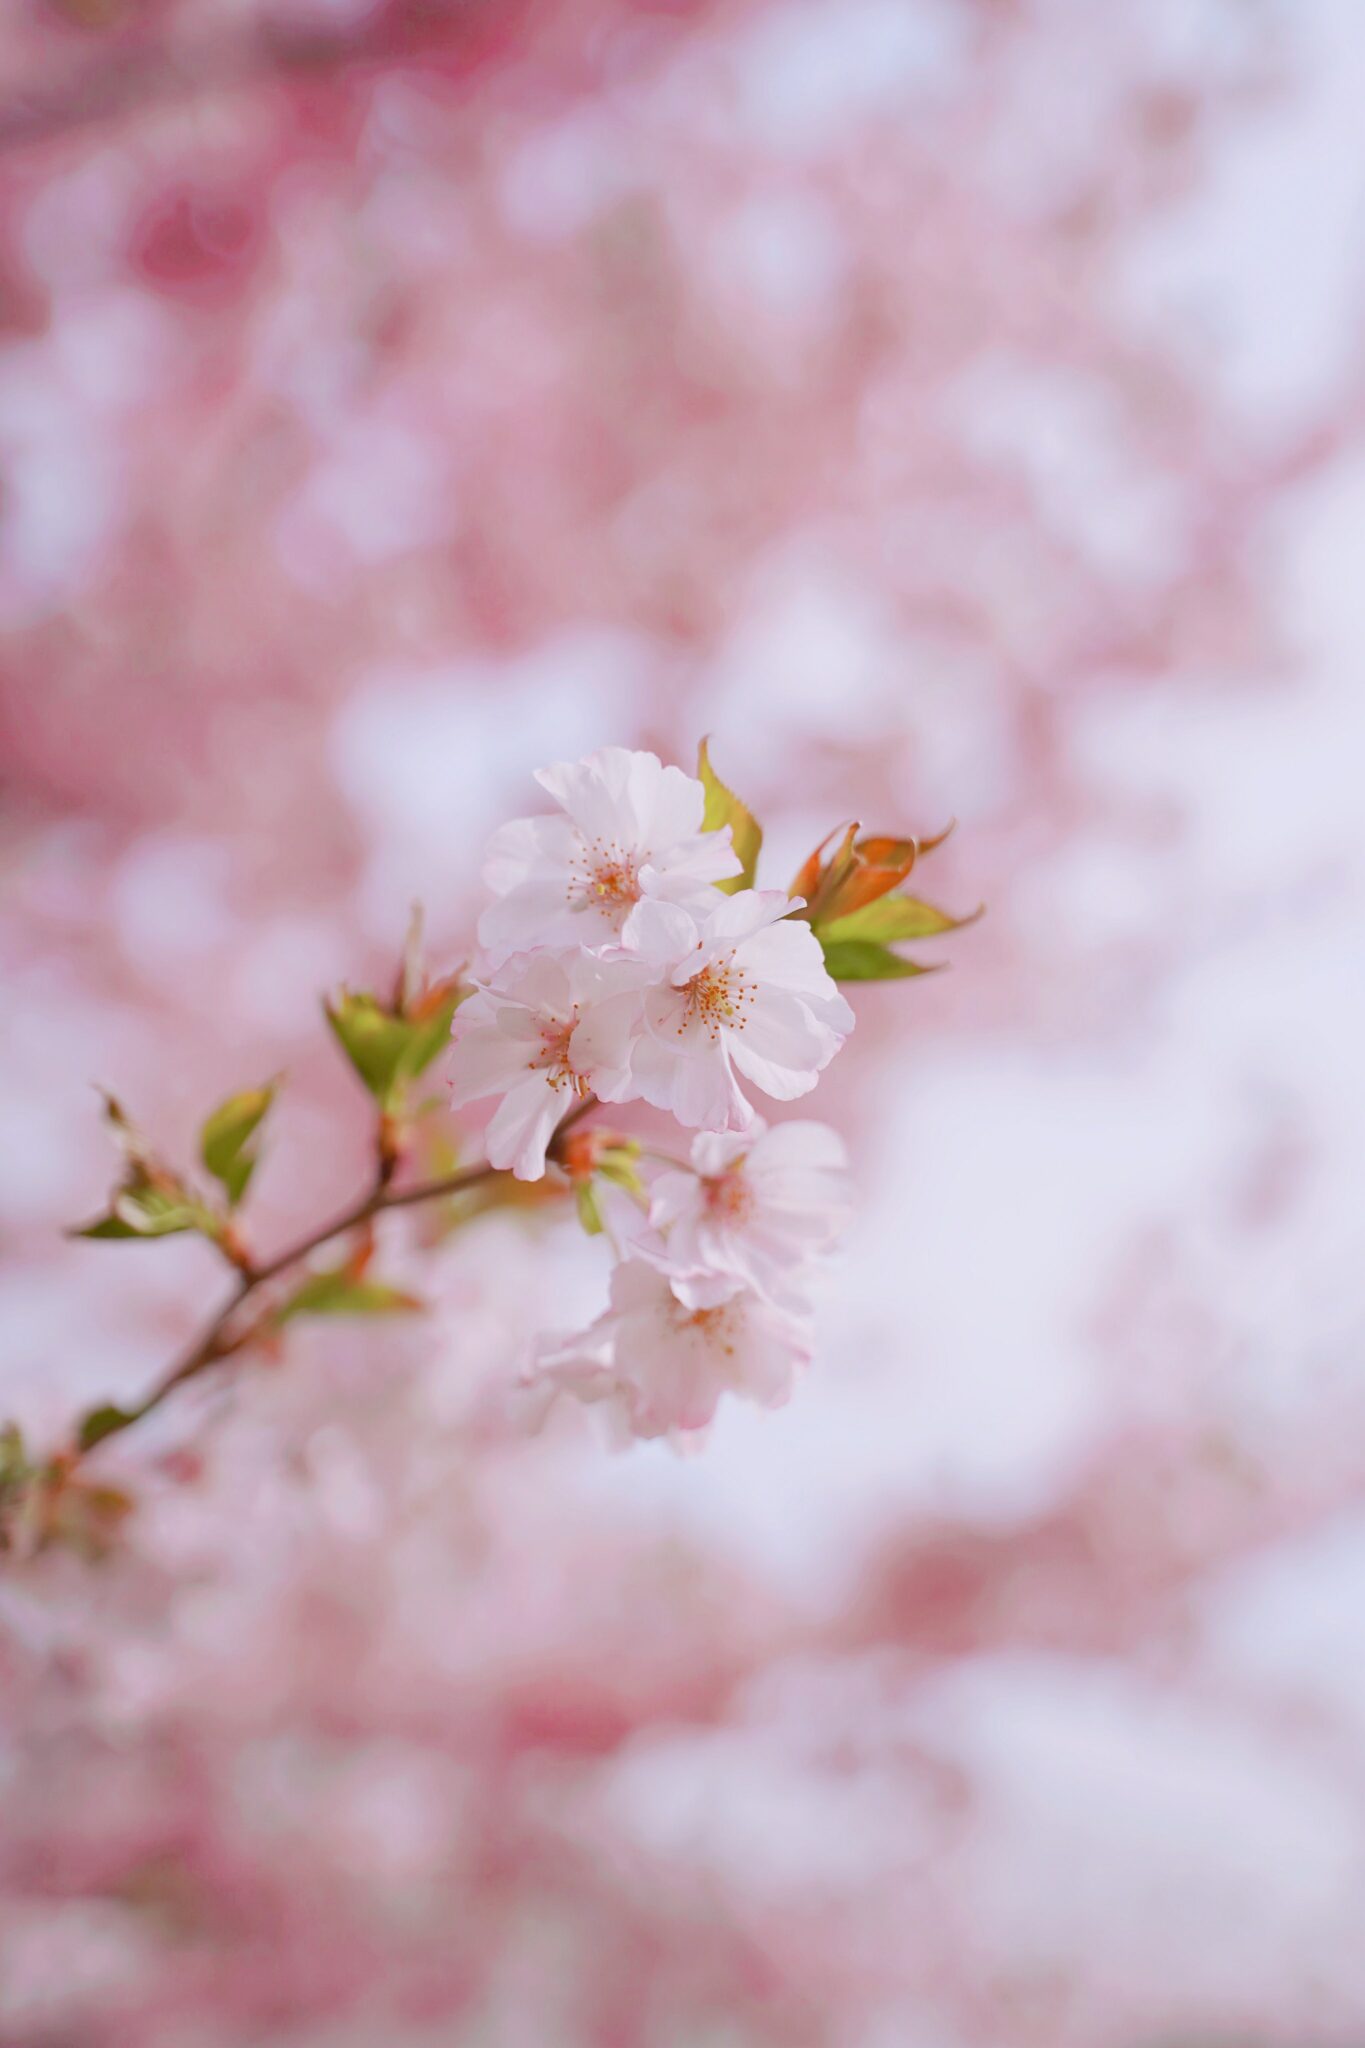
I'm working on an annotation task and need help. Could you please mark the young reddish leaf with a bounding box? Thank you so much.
[800,822,959,928]
[830,840,919,919]
[818,937,943,982]
[201,1080,277,1208]
[790,824,843,903]
[801,823,860,922]
[697,737,762,892]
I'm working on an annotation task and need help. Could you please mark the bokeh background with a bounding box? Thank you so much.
[3,0,1365,2042]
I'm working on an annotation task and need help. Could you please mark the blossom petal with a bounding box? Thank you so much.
[635,759,708,847]
[448,1013,532,1107]
[535,746,647,844]
[731,987,837,1085]
[482,812,575,897]
[484,1075,569,1180]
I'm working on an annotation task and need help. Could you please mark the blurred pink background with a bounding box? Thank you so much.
[3,1,1365,2042]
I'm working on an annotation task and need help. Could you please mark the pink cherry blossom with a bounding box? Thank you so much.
[525,1256,812,1442]
[609,891,855,1132]
[478,746,741,963]
[449,949,645,1180]
[646,1118,852,1311]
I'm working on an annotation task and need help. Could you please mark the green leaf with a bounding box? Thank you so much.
[75,1183,204,1239]
[817,896,981,945]
[698,737,762,892]
[325,985,462,1103]
[574,1180,605,1236]
[399,984,464,1082]
[275,1267,424,1323]
[201,1081,276,1208]
[0,1423,28,1492]
[818,937,941,982]
[75,1213,144,1240]
[76,1404,138,1453]
[596,1143,644,1200]
[325,993,416,1102]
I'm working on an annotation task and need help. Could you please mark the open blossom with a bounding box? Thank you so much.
[609,890,854,1132]
[478,747,741,962]
[645,1118,852,1309]
[525,1256,812,1441]
[449,949,646,1179]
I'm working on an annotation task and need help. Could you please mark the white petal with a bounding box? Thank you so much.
[732,986,835,1079]
[665,1262,747,1312]
[646,1169,704,1233]
[620,895,699,966]
[728,1036,821,1103]
[448,1016,530,1107]
[536,746,648,844]
[481,812,575,896]
[699,887,792,948]
[688,1126,757,1176]
[501,949,576,1016]
[484,1075,568,1180]
[609,1256,675,1316]
[635,760,706,846]
[645,837,741,894]
[731,1300,810,1408]
[570,987,646,1100]
[671,1039,752,1131]
[738,916,850,1013]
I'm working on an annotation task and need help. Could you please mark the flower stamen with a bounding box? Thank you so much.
[566,836,646,926]
[676,950,756,1041]
[528,1004,591,1094]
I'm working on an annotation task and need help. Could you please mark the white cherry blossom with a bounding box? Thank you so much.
[449,949,646,1180]
[606,890,854,1132]
[524,1257,811,1442]
[645,1118,851,1309]
[478,746,741,963]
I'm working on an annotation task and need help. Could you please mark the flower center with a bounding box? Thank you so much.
[530,1006,590,1094]
[568,836,643,926]
[678,1302,738,1358]
[676,950,756,1042]
[703,1168,753,1223]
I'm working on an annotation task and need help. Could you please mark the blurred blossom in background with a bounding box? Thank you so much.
[2,0,1365,2042]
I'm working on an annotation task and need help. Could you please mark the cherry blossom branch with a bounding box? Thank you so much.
[28,742,972,1534]
[67,1093,600,1465]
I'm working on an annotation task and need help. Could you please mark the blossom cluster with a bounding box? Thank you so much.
[451,746,857,1440]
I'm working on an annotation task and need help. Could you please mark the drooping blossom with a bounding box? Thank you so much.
[608,891,855,1131]
[478,747,741,962]
[645,1118,852,1309]
[449,949,647,1179]
[525,1256,812,1441]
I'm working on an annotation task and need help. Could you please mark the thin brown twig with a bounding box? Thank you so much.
[73,1092,600,1460]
